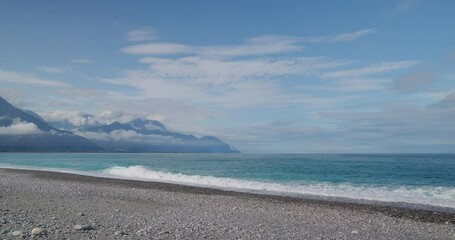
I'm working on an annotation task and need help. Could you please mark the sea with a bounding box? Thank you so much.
[0,153,454,209]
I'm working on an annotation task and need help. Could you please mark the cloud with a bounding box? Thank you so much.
[199,35,304,56]
[174,97,455,152]
[121,42,194,55]
[430,91,455,109]
[127,27,157,41]
[70,58,92,64]
[206,121,369,153]
[115,34,421,109]
[319,102,455,152]
[0,69,68,87]
[39,105,214,132]
[35,66,67,74]
[122,35,304,56]
[322,61,420,79]
[122,31,379,57]
[210,90,455,153]
[138,56,349,84]
[327,78,392,92]
[77,129,178,143]
[394,72,437,93]
[104,56,350,108]
[96,110,138,124]
[395,0,421,13]
[332,29,376,42]
[40,110,141,128]
[0,118,43,135]
[40,111,98,127]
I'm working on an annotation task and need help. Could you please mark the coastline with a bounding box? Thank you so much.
[1,168,454,239]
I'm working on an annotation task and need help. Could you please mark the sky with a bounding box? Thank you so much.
[0,0,454,153]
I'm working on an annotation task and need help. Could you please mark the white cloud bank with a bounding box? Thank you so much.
[40,111,98,127]
[78,130,178,144]
[0,118,43,135]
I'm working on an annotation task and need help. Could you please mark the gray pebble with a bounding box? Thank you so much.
[1,228,10,234]
[74,224,94,231]
[11,230,23,236]
[31,227,46,235]
[114,230,126,236]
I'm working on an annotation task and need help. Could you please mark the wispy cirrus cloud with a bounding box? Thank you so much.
[138,56,350,84]
[34,66,67,74]
[394,72,437,93]
[430,91,455,109]
[394,0,421,13]
[114,33,420,109]
[127,27,157,41]
[122,42,193,55]
[122,28,377,57]
[199,35,304,57]
[0,69,68,87]
[121,35,304,56]
[321,61,420,79]
[104,56,351,108]
[70,58,92,64]
[332,28,376,42]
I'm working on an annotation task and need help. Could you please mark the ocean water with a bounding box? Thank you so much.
[0,153,454,209]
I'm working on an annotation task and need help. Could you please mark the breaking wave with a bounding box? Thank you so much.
[104,165,455,209]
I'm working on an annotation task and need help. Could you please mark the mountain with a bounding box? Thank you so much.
[78,118,240,153]
[0,96,101,152]
[0,96,239,153]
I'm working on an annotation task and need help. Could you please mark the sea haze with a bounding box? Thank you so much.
[0,153,454,209]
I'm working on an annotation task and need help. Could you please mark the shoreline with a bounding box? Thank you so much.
[1,165,454,213]
[1,168,454,239]
[2,167,454,223]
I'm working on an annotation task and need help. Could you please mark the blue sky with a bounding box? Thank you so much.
[1,0,454,152]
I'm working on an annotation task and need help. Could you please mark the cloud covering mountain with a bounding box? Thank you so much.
[0,96,102,151]
[0,96,238,153]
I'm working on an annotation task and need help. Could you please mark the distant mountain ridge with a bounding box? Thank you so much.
[0,97,102,152]
[0,96,239,153]
[79,118,239,153]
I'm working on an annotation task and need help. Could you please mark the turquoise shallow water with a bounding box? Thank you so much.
[0,153,454,208]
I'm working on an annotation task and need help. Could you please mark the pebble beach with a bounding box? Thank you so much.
[0,168,454,239]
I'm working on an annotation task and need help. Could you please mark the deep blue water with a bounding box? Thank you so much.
[0,153,454,208]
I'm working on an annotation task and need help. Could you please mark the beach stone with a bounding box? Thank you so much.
[114,230,126,236]
[11,230,23,236]
[1,227,10,234]
[74,224,94,231]
[31,227,46,236]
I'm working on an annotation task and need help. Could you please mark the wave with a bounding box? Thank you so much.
[104,165,455,209]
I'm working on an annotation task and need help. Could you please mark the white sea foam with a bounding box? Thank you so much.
[104,165,455,209]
